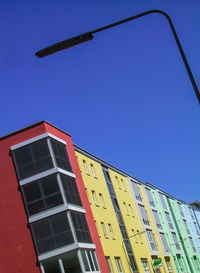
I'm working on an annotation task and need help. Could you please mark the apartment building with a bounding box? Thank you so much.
[1,120,200,273]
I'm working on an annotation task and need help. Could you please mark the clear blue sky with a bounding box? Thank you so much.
[1,1,200,203]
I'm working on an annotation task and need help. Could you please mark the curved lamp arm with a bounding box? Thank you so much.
[35,9,200,104]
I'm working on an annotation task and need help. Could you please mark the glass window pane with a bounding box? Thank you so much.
[31,212,74,254]
[28,200,45,215]
[159,193,168,210]
[91,251,99,271]
[81,250,90,271]
[87,251,95,271]
[60,174,82,206]
[145,188,155,207]
[70,211,92,243]
[23,182,41,202]
[13,138,53,180]
[22,174,63,216]
[42,258,61,273]
[51,139,72,172]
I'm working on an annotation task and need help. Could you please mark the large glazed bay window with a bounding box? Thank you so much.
[22,174,63,216]
[12,136,72,180]
[13,138,53,180]
[31,212,74,254]
[12,134,98,272]
[22,173,82,216]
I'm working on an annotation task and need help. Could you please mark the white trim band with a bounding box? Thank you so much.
[19,167,76,185]
[29,204,85,223]
[38,243,96,261]
[11,132,66,150]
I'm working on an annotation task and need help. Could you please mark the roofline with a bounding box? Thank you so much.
[74,144,142,183]
[0,120,71,140]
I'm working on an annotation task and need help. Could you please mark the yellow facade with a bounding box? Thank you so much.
[75,149,157,273]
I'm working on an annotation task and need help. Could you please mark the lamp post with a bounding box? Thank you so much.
[35,9,200,105]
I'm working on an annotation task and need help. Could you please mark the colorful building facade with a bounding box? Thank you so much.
[1,120,200,273]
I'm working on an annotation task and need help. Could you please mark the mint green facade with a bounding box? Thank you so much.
[148,185,190,273]
[146,183,200,273]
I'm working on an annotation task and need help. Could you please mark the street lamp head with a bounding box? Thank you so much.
[35,32,93,58]
[34,9,200,104]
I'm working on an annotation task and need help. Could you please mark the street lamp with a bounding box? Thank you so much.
[35,9,200,104]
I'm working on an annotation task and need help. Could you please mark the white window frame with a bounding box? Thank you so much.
[83,160,89,174]
[92,191,98,206]
[128,204,134,216]
[115,257,124,273]
[99,193,106,208]
[108,224,115,239]
[101,222,108,238]
[121,179,126,191]
[90,164,96,177]
[106,257,113,273]
[123,202,128,215]
[141,258,150,272]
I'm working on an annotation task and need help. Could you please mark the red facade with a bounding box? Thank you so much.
[0,121,108,273]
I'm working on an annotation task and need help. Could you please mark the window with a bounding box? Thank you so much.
[131,229,139,243]
[138,205,150,226]
[115,176,121,188]
[183,219,190,235]
[165,212,173,229]
[189,237,196,252]
[171,232,180,250]
[50,139,72,172]
[141,258,150,272]
[160,233,170,253]
[177,256,184,271]
[190,208,195,220]
[60,173,82,206]
[42,257,62,273]
[102,166,112,184]
[145,188,155,207]
[81,250,99,272]
[131,182,142,202]
[108,224,115,239]
[178,204,185,218]
[99,193,105,208]
[123,202,128,215]
[101,222,108,238]
[128,204,134,216]
[22,174,63,216]
[193,257,200,271]
[70,211,92,243]
[106,257,113,273]
[165,258,173,273]
[194,222,200,236]
[92,191,98,206]
[90,164,96,177]
[121,179,126,191]
[83,160,89,174]
[146,230,157,251]
[152,210,162,229]
[31,212,74,254]
[13,138,53,180]
[159,193,168,211]
[115,257,123,273]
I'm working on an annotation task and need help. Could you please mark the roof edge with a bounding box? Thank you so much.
[0,120,71,140]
